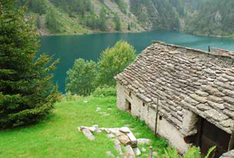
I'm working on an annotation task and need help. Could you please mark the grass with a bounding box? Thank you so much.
[0,96,168,158]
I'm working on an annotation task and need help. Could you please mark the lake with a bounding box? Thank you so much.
[40,31,234,93]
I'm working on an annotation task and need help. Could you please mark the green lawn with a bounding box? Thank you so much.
[0,96,168,158]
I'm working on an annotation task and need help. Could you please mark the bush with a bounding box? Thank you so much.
[66,58,97,96]
[92,86,116,97]
[96,40,136,86]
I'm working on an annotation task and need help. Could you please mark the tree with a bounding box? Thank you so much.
[66,59,97,96]
[46,9,62,33]
[36,15,41,29]
[114,14,122,31]
[0,1,59,129]
[96,40,136,86]
[99,7,107,31]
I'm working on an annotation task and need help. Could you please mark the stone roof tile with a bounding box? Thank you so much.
[115,41,234,133]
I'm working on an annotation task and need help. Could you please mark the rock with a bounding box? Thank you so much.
[204,109,229,122]
[127,132,138,147]
[123,145,135,158]
[96,107,101,111]
[133,147,141,156]
[207,95,224,104]
[107,133,115,138]
[195,90,209,97]
[190,94,207,103]
[153,151,158,156]
[106,151,115,157]
[82,129,95,141]
[142,147,146,152]
[118,135,131,145]
[137,138,151,145]
[120,127,131,133]
[87,127,96,132]
[114,139,122,154]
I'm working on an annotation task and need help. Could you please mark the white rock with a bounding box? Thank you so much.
[107,133,115,138]
[153,151,158,156]
[118,135,131,145]
[124,145,135,158]
[137,138,151,145]
[82,129,95,141]
[114,139,122,154]
[120,127,131,133]
[133,147,141,156]
[127,132,137,147]
[142,147,146,152]
[96,107,101,111]
[106,151,115,157]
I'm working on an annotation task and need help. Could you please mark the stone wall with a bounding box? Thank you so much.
[117,81,191,154]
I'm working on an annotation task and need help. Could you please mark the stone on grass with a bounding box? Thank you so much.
[114,139,123,154]
[123,145,135,158]
[120,127,131,133]
[142,147,146,152]
[137,138,151,145]
[106,151,115,157]
[107,133,115,138]
[127,132,137,147]
[82,129,95,141]
[153,151,158,156]
[96,107,101,111]
[118,135,131,145]
[133,147,141,156]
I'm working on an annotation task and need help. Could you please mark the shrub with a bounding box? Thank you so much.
[66,58,97,96]
[96,40,136,86]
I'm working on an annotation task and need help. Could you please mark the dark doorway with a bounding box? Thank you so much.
[194,117,231,158]
[126,100,131,113]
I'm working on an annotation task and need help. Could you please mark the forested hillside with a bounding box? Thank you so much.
[15,0,234,37]
[184,0,234,37]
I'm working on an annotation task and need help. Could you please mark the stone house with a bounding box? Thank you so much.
[114,41,234,158]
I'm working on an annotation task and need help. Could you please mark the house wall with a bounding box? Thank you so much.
[116,82,191,154]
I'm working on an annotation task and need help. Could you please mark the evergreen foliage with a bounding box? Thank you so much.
[66,59,97,96]
[15,0,47,15]
[185,0,234,37]
[46,9,62,33]
[96,40,136,86]
[114,14,122,31]
[0,0,59,129]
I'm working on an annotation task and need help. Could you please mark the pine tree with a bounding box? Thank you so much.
[0,0,59,129]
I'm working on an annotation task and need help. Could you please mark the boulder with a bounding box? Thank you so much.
[82,129,95,141]
[118,135,131,145]
[123,145,135,158]
[114,139,122,154]
[106,151,115,157]
[120,127,131,133]
[133,147,141,156]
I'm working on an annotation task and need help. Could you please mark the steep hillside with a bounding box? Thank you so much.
[184,0,234,37]
[16,0,144,35]
[15,0,234,37]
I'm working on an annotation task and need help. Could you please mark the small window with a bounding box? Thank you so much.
[159,115,162,120]
[129,91,132,97]
[143,102,145,107]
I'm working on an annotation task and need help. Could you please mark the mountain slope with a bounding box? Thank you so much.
[15,0,234,37]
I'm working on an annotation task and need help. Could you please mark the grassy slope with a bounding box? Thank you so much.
[0,96,167,158]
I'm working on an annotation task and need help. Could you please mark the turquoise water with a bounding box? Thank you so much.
[40,31,234,93]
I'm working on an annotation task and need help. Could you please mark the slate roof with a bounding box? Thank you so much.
[115,41,234,134]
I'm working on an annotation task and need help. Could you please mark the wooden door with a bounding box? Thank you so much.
[196,118,230,158]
